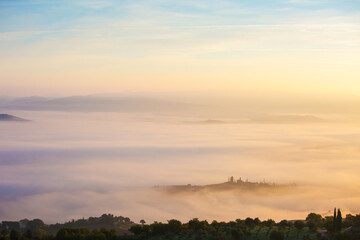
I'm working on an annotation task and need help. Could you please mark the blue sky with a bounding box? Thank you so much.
[0,0,359,96]
[1,0,358,31]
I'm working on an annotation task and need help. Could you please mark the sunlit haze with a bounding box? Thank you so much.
[1,0,359,97]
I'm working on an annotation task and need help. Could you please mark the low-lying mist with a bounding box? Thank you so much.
[1,109,360,223]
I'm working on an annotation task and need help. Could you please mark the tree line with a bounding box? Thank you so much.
[1,210,360,240]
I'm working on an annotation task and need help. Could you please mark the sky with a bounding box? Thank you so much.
[0,0,359,97]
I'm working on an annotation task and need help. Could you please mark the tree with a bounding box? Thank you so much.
[167,219,182,233]
[19,219,29,229]
[56,228,69,240]
[262,219,276,228]
[9,230,21,240]
[343,214,354,228]
[24,230,32,239]
[188,218,208,231]
[269,230,284,240]
[231,228,242,239]
[139,219,146,225]
[149,222,168,236]
[336,208,342,232]
[254,218,261,226]
[334,208,337,232]
[0,230,9,237]
[244,218,255,229]
[353,215,360,227]
[306,213,323,230]
[307,222,317,232]
[129,225,143,235]
[277,220,290,228]
[27,219,45,231]
[294,221,305,232]
[324,216,334,233]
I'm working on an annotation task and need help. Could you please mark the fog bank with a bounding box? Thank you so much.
[1,110,360,223]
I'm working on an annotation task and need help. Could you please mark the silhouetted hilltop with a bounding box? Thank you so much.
[0,114,29,122]
[157,176,295,193]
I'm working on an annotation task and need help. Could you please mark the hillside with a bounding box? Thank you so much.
[157,177,295,194]
[0,114,29,122]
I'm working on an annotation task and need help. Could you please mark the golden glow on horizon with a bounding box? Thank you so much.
[1,52,359,97]
[1,1,359,97]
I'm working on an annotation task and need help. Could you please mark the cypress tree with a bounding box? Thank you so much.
[336,208,342,232]
[333,208,337,232]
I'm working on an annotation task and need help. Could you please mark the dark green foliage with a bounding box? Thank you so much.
[1,230,9,237]
[306,213,323,231]
[149,222,168,236]
[230,228,241,239]
[56,228,89,240]
[269,230,284,240]
[166,220,181,234]
[352,214,360,227]
[3,210,360,240]
[244,218,257,229]
[24,230,32,239]
[1,214,134,237]
[2,223,20,232]
[330,208,343,233]
[343,214,354,228]
[277,220,291,228]
[27,219,45,231]
[254,218,261,226]
[128,226,142,236]
[55,228,117,240]
[343,214,360,228]
[324,216,334,232]
[262,219,275,228]
[129,218,250,240]
[9,230,21,240]
[49,214,134,235]
[294,221,305,231]
[333,232,345,240]
[188,218,209,231]
[333,208,337,232]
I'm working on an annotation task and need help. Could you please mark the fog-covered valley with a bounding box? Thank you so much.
[1,96,360,223]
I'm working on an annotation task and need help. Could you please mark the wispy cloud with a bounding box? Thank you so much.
[0,0,359,96]
[285,0,328,5]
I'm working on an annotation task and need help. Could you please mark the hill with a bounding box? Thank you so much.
[156,177,295,194]
[0,114,29,122]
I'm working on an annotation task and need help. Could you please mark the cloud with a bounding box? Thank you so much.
[1,183,360,224]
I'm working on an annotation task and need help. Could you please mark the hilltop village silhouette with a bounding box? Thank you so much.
[157,176,295,193]
[226,176,274,186]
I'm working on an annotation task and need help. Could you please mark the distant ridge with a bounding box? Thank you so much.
[0,114,29,122]
[156,176,296,194]
[0,95,200,112]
